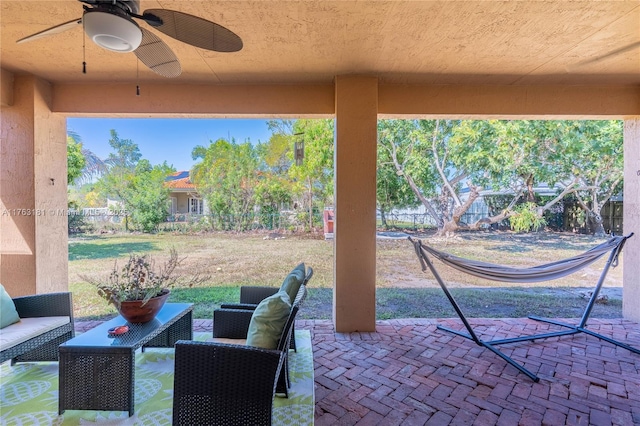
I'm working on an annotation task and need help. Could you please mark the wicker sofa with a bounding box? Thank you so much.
[0,292,75,365]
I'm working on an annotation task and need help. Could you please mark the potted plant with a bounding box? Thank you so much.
[82,248,206,323]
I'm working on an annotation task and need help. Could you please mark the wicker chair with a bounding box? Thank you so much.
[0,292,75,364]
[218,265,313,352]
[212,284,307,394]
[172,303,300,425]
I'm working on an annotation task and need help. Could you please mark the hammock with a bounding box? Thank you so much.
[410,233,637,382]
[417,236,624,283]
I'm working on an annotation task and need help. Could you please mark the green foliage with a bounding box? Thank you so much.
[378,119,623,235]
[104,129,142,169]
[559,121,623,235]
[191,138,260,230]
[68,129,108,185]
[510,202,547,232]
[483,195,514,217]
[287,119,335,229]
[125,160,174,232]
[255,177,292,228]
[256,132,293,174]
[96,130,173,232]
[67,199,93,234]
[96,130,140,204]
[449,120,565,195]
[67,134,86,185]
[376,120,422,222]
[377,119,463,229]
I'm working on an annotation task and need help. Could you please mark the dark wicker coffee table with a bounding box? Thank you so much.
[58,303,193,416]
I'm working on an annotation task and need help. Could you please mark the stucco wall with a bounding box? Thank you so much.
[0,75,67,296]
[1,75,38,293]
[333,76,378,332]
[33,78,68,294]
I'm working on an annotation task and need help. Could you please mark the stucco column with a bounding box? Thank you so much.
[623,118,640,322]
[0,75,68,296]
[333,75,378,332]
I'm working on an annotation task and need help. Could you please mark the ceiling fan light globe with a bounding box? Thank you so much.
[83,10,142,53]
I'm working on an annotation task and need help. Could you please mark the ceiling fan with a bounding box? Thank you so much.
[16,0,243,78]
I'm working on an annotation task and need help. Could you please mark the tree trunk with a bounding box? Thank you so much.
[591,213,606,237]
[525,174,536,202]
[437,219,460,237]
[434,183,482,236]
[380,209,388,228]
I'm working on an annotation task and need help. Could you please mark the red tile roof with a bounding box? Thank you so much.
[165,172,197,190]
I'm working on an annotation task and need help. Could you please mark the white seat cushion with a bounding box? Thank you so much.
[0,316,70,351]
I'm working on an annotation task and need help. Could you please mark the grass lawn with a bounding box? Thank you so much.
[69,230,624,321]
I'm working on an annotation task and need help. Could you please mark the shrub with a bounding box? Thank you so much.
[510,202,547,232]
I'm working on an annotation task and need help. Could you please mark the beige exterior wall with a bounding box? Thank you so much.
[53,84,335,116]
[333,76,378,332]
[623,119,640,322]
[169,192,194,215]
[0,75,67,296]
[379,84,640,118]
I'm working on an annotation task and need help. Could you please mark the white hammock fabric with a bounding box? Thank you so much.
[417,235,625,283]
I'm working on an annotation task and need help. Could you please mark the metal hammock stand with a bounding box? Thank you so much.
[409,233,636,382]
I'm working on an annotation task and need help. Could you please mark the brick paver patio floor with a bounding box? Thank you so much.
[76,317,640,425]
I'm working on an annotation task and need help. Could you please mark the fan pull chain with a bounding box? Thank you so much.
[136,59,140,96]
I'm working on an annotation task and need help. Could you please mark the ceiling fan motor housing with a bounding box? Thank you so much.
[83,4,142,53]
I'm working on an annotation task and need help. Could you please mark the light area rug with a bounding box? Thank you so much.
[0,330,314,425]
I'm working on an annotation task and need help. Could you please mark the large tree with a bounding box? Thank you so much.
[67,130,107,185]
[379,119,610,236]
[379,119,484,235]
[191,138,260,230]
[97,130,172,232]
[253,131,297,228]
[377,120,428,227]
[123,160,174,232]
[287,119,334,230]
[554,121,623,236]
[448,120,585,232]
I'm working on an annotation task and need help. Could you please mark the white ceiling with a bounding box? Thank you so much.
[1,1,639,86]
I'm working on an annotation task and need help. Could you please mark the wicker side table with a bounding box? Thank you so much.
[58,303,193,416]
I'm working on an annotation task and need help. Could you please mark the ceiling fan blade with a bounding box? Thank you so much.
[576,41,640,67]
[17,18,82,44]
[143,9,243,52]
[134,28,181,78]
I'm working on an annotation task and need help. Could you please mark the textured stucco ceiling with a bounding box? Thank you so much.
[1,1,639,86]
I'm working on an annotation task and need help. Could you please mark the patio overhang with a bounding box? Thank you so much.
[1,1,639,331]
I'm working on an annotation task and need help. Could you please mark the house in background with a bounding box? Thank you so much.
[165,171,208,221]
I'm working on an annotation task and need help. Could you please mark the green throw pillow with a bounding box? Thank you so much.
[280,263,305,303]
[0,284,20,329]
[246,291,291,350]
